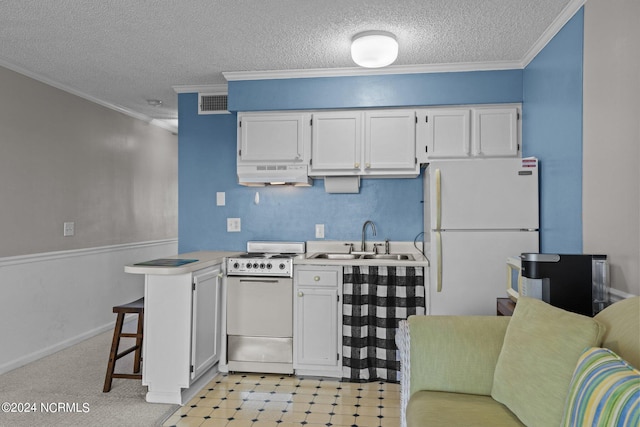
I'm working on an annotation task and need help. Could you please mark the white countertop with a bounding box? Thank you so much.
[124,251,241,275]
[125,242,429,276]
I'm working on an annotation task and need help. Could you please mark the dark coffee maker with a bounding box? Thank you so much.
[520,253,609,316]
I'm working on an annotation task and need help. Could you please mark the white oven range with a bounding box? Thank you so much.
[225,241,305,374]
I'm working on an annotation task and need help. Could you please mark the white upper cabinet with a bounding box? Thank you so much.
[238,113,310,163]
[310,111,362,175]
[472,107,519,157]
[364,109,417,174]
[417,105,520,161]
[309,109,418,177]
[418,108,471,160]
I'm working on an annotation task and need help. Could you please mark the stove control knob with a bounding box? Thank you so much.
[266,263,272,269]
[279,263,286,270]
[253,263,259,269]
[260,263,265,269]
[233,262,240,269]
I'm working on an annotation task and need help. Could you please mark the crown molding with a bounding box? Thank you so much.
[521,0,586,67]
[172,83,228,94]
[0,57,180,133]
[222,60,524,81]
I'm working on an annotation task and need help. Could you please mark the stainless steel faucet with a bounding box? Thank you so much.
[361,220,377,252]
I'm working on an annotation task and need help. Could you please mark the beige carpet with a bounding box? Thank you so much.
[0,326,178,426]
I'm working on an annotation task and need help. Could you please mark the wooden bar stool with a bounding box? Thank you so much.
[103,297,144,392]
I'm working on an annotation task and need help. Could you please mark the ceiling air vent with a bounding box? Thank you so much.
[198,93,229,114]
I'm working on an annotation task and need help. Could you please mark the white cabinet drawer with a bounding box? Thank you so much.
[297,269,339,287]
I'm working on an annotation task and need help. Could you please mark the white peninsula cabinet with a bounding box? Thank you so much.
[309,109,419,177]
[417,105,520,161]
[293,265,343,377]
[124,252,232,405]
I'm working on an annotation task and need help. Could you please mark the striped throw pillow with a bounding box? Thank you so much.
[562,347,640,427]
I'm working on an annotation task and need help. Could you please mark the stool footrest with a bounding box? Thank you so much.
[114,344,141,361]
[111,373,142,380]
[120,333,141,338]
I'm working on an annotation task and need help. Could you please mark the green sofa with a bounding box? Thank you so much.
[398,296,640,427]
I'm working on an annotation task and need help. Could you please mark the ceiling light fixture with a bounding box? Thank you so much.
[147,99,163,107]
[351,31,398,68]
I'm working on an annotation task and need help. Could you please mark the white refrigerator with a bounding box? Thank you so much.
[425,158,539,315]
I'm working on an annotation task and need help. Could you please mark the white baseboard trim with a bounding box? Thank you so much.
[0,322,112,375]
[0,316,141,376]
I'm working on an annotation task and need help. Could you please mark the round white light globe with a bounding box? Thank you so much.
[351,31,398,68]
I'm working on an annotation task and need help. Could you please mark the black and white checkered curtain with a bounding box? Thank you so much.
[342,265,425,382]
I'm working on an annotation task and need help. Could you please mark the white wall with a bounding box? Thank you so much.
[0,66,178,373]
[0,66,177,258]
[583,0,640,296]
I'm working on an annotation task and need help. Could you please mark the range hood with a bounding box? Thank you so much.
[237,164,312,186]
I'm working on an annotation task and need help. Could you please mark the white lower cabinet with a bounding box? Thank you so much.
[293,265,342,377]
[143,264,222,404]
[191,267,222,381]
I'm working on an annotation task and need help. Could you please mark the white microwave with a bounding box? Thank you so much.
[506,256,542,301]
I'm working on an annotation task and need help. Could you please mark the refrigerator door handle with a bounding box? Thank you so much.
[435,231,443,292]
[435,168,442,230]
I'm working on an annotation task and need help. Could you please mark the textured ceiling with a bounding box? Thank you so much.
[0,0,575,127]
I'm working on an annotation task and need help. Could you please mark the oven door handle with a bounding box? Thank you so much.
[238,278,281,283]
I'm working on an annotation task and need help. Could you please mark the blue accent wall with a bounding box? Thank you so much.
[523,8,584,253]
[228,70,523,111]
[178,70,524,253]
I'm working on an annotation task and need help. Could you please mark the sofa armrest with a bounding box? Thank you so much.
[408,315,510,396]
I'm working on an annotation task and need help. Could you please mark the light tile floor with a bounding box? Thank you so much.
[163,373,401,427]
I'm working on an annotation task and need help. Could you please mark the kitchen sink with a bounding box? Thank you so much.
[361,254,414,260]
[309,252,414,261]
[310,253,359,260]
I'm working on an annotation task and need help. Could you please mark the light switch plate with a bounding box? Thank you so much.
[315,224,325,239]
[227,218,241,232]
[216,192,225,206]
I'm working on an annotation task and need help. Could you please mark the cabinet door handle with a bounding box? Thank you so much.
[435,168,442,230]
[298,291,304,297]
[354,162,360,168]
[314,276,320,281]
[365,163,371,169]
[436,231,443,292]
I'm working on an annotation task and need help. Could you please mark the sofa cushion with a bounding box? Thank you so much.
[491,297,606,427]
[594,296,640,369]
[561,347,640,427]
[406,390,525,427]
[408,315,510,396]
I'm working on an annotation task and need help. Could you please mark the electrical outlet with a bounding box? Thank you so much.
[63,221,75,237]
[227,218,241,232]
[315,224,325,239]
